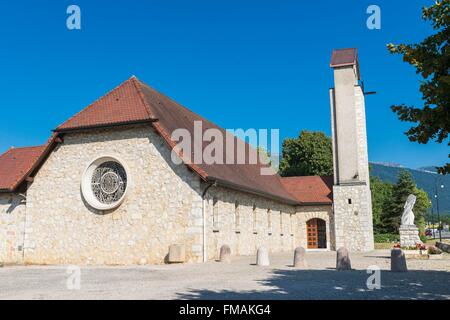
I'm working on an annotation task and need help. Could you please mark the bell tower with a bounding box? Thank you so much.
[329,48,374,252]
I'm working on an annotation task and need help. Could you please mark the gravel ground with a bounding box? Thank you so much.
[0,250,449,300]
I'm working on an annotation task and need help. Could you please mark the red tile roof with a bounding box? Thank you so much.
[1,76,334,205]
[53,76,299,203]
[330,48,358,67]
[281,176,333,204]
[0,145,47,192]
[330,48,360,80]
[136,79,299,204]
[56,78,154,131]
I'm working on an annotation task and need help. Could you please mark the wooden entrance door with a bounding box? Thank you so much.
[307,218,326,249]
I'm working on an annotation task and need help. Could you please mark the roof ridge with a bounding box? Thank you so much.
[138,80,220,128]
[2,147,15,155]
[0,145,47,163]
[0,142,52,192]
[136,79,265,161]
[5,145,45,151]
[129,76,156,120]
[56,77,141,130]
[8,134,58,192]
[281,175,333,179]
[132,78,210,180]
[0,148,12,159]
[333,47,357,51]
[2,77,305,204]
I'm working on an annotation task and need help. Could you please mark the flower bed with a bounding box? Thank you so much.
[393,243,428,259]
[402,249,428,259]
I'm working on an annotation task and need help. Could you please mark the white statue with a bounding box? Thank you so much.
[401,194,416,226]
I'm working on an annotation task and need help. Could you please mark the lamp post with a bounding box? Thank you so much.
[432,198,436,239]
[434,180,444,243]
[429,201,435,239]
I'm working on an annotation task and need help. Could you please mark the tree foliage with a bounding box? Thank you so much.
[256,146,272,167]
[387,0,450,174]
[438,215,450,225]
[414,187,431,233]
[279,130,333,177]
[377,169,431,233]
[370,175,393,233]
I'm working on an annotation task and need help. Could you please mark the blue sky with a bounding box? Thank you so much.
[0,0,446,169]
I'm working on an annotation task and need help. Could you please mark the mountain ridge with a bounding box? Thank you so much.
[370,163,449,215]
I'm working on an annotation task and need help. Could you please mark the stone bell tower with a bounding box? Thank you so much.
[329,48,374,252]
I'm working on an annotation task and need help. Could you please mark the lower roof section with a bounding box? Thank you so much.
[0,145,47,192]
[280,176,333,205]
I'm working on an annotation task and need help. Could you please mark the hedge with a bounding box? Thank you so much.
[374,233,400,243]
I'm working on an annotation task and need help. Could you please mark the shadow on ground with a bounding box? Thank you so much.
[177,269,450,300]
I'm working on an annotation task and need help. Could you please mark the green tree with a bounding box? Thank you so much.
[370,175,393,233]
[279,130,333,177]
[440,215,450,226]
[387,0,449,174]
[256,146,273,167]
[380,169,431,233]
[413,187,432,233]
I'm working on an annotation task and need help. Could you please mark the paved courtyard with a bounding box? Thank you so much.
[0,250,449,300]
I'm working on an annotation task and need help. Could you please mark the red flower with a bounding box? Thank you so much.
[416,243,426,250]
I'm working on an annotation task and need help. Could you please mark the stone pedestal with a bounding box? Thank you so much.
[391,249,407,272]
[293,247,306,268]
[399,225,421,247]
[336,247,351,271]
[219,245,231,263]
[168,244,186,263]
[256,247,270,266]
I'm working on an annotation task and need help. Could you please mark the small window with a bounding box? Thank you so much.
[348,199,352,205]
[252,204,257,233]
[213,198,219,231]
[280,211,283,235]
[234,201,240,231]
[267,208,272,234]
[290,213,294,235]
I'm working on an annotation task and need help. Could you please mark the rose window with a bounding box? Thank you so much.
[81,157,129,211]
[91,161,127,204]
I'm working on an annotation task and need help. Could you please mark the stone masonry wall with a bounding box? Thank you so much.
[330,85,374,253]
[355,86,370,184]
[24,125,204,265]
[0,194,26,264]
[204,186,296,259]
[330,84,374,253]
[333,185,374,252]
[3,126,350,265]
[355,85,374,248]
[204,186,334,259]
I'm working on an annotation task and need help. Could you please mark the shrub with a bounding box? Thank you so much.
[374,233,400,243]
[419,235,428,243]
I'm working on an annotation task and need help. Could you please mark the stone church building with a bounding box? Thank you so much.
[0,49,374,265]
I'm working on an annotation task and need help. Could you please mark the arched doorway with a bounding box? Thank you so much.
[306,218,327,249]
